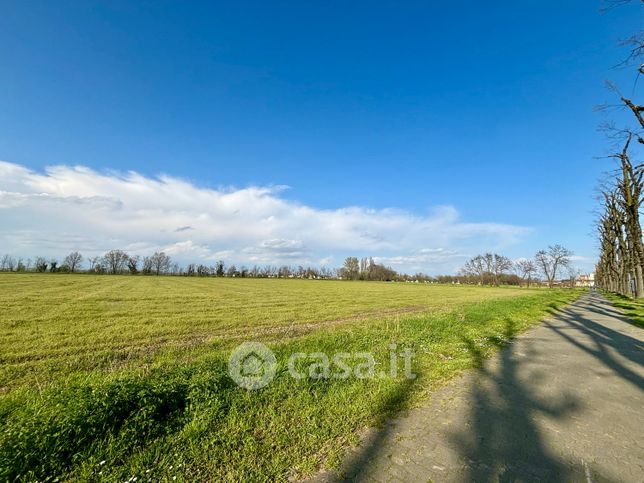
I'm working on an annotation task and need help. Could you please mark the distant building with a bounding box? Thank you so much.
[576,273,595,288]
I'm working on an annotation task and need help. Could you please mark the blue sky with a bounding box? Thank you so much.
[0,1,642,274]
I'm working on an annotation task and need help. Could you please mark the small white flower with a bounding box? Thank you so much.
[173,477,177,481]
[100,461,106,465]
[169,466,173,470]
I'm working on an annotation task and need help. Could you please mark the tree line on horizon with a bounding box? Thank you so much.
[0,250,338,279]
[0,244,579,287]
[594,0,644,298]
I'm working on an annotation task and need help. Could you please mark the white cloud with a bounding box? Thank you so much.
[0,160,531,273]
[374,248,467,272]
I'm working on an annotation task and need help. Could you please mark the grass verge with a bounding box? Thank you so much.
[602,292,644,328]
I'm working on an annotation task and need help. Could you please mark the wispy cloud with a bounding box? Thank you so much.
[0,161,531,273]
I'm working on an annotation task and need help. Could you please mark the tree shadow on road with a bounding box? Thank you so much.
[572,294,643,329]
[322,296,638,482]
[448,318,595,482]
[544,297,644,391]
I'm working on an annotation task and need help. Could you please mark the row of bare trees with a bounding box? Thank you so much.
[1,247,579,285]
[595,135,644,296]
[0,253,84,274]
[459,246,573,287]
[594,0,644,298]
[0,250,175,275]
[460,253,514,286]
[0,250,341,279]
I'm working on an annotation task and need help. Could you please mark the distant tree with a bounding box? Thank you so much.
[278,266,292,278]
[535,245,572,288]
[259,265,273,277]
[319,266,335,279]
[227,264,238,277]
[103,250,130,275]
[341,257,360,280]
[63,251,83,273]
[197,264,210,276]
[215,260,225,277]
[567,266,581,289]
[33,256,47,272]
[482,253,494,274]
[516,259,538,287]
[1,254,16,271]
[460,253,514,285]
[149,252,172,275]
[49,259,59,272]
[88,256,101,272]
[142,256,153,274]
[460,255,486,284]
[490,254,513,286]
[127,255,140,275]
[359,257,369,276]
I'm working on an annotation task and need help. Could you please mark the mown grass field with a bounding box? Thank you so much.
[0,274,583,481]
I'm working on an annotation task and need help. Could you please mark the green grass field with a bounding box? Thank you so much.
[602,291,644,328]
[0,274,583,481]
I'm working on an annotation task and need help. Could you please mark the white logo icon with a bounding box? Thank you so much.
[228,342,277,390]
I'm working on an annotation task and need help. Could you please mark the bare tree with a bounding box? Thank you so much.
[567,266,582,289]
[535,245,573,288]
[227,264,239,277]
[341,257,360,280]
[127,255,140,275]
[460,253,512,285]
[490,254,513,286]
[149,251,172,275]
[215,260,225,277]
[102,250,129,275]
[88,256,100,271]
[1,254,16,271]
[460,255,486,284]
[594,0,644,296]
[34,257,48,273]
[63,251,83,273]
[596,189,631,294]
[613,134,644,296]
[197,264,210,276]
[482,253,494,275]
[516,259,538,287]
